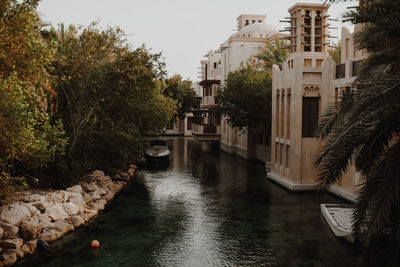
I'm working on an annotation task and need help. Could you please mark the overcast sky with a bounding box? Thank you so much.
[37,0,357,81]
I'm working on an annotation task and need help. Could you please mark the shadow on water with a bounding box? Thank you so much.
[17,137,393,267]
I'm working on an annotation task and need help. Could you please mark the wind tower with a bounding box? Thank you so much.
[282,3,331,54]
[269,3,336,191]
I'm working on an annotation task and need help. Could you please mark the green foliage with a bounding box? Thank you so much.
[255,37,289,70]
[315,0,400,251]
[0,0,67,196]
[329,42,341,64]
[52,24,176,180]
[164,75,199,120]
[215,67,272,132]
[216,39,287,133]
[0,1,177,192]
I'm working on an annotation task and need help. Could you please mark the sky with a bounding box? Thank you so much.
[37,0,357,81]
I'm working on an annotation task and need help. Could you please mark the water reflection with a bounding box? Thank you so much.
[17,137,386,266]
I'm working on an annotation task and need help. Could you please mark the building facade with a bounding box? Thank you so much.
[268,3,366,202]
[193,14,284,163]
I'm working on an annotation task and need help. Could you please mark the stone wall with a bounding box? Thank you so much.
[0,165,136,266]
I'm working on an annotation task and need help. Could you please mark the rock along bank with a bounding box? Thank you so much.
[0,165,137,266]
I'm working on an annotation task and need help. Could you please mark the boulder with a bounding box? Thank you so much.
[90,199,106,211]
[96,175,113,188]
[81,210,97,223]
[1,251,17,266]
[127,168,135,178]
[117,172,130,182]
[32,202,46,212]
[45,203,68,221]
[39,229,62,243]
[20,194,45,204]
[83,193,93,204]
[97,188,107,196]
[67,192,85,207]
[103,192,115,202]
[66,185,83,194]
[20,203,40,217]
[0,204,31,226]
[20,222,42,239]
[81,182,100,193]
[20,240,37,255]
[32,214,53,229]
[0,227,3,239]
[45,190,68,204]
[5,249,23,259]
[90,191,102,201]
[62,203,79,216]
[52,221,73,235]
[88,170,105,180]
[0,238,23,250]
[66,215,84,228]
[0,222,18,239]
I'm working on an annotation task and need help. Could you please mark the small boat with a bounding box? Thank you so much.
[321,204,354,242]
[145,139,170,162]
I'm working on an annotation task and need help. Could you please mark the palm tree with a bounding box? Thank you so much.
[316,0,400,253]
[255,37,288,70]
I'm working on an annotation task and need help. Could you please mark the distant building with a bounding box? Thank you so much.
[192,14,285,163]
[268,3,367,202]
[164,83,202,137]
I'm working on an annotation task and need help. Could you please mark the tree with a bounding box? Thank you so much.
[255,37,288,70]
[163,75,199,120]
[316,0,400,253]
[0,0,67,196]
[329,41,341,64]
[52,24,175,179]
[216,38,287,133]
[215,67,272,132]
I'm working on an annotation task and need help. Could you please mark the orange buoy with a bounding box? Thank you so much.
[91,240,100,248]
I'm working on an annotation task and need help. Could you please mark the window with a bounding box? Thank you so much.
[302,97,319,137]
[286,93,291,139]
[214,62,217,69]
[276,94,280,137]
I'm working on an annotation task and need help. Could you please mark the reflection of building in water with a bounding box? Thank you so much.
[268,3,367,202]
[171,138,189,172]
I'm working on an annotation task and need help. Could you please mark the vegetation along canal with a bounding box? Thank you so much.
[17,138,387,266]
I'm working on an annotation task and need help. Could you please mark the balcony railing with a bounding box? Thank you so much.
[335,63,346,79]
[192,123,221,136]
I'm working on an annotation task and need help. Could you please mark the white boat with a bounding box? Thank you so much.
[321,204,354,242]
[145,140,170,162]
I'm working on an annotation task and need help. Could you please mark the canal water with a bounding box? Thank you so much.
[17,137,385,266]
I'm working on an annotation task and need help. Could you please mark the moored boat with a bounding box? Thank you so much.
[321,203,354,242]
[145,139,170,162]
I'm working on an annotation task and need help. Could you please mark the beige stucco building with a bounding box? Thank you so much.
[193,14,285,163]
[268,3,366,202]
[164,83,202,137]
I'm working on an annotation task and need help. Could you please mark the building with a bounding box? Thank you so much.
[164,83,202,137]
[268,3,366,202]
[191,50,223,141]
[193,14,285,163]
